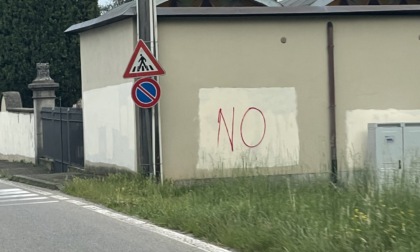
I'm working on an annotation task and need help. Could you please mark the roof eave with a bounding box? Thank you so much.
[157,5,420,16]
[66,5,420,34]
[65,15,133,34]
[65,1,136,34]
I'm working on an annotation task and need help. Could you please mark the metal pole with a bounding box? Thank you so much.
[59,97,63,173]
[136,0,155,177]
[67,108,71,166]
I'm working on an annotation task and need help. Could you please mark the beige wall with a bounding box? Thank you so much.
[158,17,331,180]
[80,17,137,92]
[157,15,420,180]
[78,14,420,180]
[332,16,420,168]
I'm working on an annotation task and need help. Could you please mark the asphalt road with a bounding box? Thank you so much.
[0,179,229,252]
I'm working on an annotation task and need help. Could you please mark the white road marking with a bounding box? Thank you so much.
[29,191,52,196]
[82,205,232,252]
[0,190,30,196]
[0,189,22,192]
[67,199,86,206]
[0,197,48,203]
[0,193,38,199]
[0,180,60,206]
[0,180,52,195]
[0,179,231,251]
[0,201,59,207]
[50,195,69,200]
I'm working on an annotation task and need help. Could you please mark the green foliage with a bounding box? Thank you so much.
[64,172,420,252]
[0,0,99,107]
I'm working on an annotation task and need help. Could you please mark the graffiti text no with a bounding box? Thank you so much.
[217,107,266,151]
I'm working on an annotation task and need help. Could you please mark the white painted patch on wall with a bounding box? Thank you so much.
[0,112,35,161]
[83,82,136,171]
[346,109,420,168]
[197,88,299,169]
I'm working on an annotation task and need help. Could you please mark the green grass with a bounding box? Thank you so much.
[64,172,420,252]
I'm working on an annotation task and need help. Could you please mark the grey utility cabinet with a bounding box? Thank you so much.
[368,123,420,182]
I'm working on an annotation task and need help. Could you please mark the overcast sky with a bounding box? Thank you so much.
[98,0,111,5]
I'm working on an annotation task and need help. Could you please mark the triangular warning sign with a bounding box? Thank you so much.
[123,39,165,79]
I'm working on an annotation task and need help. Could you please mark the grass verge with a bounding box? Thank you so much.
[64,172,420,252]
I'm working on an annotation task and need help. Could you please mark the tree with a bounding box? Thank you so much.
[0,0,99,107]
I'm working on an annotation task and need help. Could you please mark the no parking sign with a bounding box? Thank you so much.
[131,78,161,108]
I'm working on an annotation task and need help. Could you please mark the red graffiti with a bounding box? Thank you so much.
[217,107,266,151]
[240,107,266,148]
[217,107,234,151]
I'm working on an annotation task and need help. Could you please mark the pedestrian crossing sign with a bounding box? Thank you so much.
[123,39,165,79]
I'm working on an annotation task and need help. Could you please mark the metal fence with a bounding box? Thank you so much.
[41,107,84,172]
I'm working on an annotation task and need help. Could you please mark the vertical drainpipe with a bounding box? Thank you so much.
[151,0,163,182]
[327,22,338,183]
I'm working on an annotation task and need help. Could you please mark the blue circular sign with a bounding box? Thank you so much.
[131,78,161,108]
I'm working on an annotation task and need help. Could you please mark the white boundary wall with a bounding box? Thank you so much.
[0,111,35,163]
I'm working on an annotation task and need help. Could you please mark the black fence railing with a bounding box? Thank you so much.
[41,107,84,172]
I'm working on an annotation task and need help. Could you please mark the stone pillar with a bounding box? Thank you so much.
[28,63,59,164]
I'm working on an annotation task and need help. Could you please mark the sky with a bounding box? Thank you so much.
[98,0,112,5]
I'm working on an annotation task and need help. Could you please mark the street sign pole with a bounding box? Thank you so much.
[135,0,161,179]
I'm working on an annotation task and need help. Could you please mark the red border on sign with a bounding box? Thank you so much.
[123,40,165,79]
[131,78,161,108]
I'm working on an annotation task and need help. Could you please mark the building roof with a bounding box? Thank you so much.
[65,4,420,34]
[65,2,136,34]
[277,0,335,6]
[66,0,281,34]
[255,0,284,6]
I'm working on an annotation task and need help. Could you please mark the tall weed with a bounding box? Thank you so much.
[64,171,420,251]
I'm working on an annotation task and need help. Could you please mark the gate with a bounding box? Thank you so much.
[41,107,84,172]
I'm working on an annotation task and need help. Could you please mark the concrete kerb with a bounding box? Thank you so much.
[0,160,93,191]
[7,172,96,191]
[10,175,62,190]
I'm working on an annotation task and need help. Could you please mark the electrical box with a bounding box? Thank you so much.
[403,124,420,169]
[368,123,420,183]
